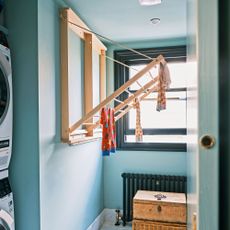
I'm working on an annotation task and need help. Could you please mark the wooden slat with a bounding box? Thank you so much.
[70,129,88,136]
[139,84,159,100]
[84,33,93,136]
[60,9,70,143]
[114,98,124,104]
[100,49,106,101]
[69,55,163,133]
[87,78,159,131]
[115,106,133,121]
[114,77,159,113]
[69,136,101,145]
[125,89,133,94]
[115,84,159,121]
[61,8,107,54]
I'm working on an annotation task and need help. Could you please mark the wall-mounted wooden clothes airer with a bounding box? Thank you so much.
[60,8,169,145]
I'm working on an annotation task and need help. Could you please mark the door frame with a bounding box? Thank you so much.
[187,0,219,229]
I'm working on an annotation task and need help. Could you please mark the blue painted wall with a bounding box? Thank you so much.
[104,38,187,209]
[5,0,40,229]
[38,0,103,229]
[6,0,104,229]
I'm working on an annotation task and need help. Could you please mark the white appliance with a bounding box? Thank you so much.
[0,170,14,230]
[0,44,12,171]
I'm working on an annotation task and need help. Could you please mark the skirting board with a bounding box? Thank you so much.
[87,209,123,230]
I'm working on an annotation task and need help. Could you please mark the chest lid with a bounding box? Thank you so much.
[133,190,186,205]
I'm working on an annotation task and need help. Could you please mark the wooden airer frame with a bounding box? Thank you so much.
[60,8,165,145]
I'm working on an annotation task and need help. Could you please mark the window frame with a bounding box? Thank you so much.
[114,46,187,152]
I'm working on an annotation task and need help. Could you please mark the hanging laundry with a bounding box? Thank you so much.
[100,107,116,156]
[156,59,171,111]
[133,98,143,142]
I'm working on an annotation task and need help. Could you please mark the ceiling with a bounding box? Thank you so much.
[65,0,187,43]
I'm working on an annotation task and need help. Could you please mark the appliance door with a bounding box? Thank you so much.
[0,210,14,230]
[0,58,10,126]
[0,219,10,230]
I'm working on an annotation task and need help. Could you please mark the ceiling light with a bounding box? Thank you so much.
[150,18,161,25]
[139,0,162,6]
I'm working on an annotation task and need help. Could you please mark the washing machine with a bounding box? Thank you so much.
[0,43,12,171]
[0,170,14,230]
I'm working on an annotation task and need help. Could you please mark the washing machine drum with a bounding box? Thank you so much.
[0,210,14,230]
[0,59,9,126]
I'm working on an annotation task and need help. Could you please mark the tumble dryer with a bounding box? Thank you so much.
[0,170,14,230]
[0,43,12,171]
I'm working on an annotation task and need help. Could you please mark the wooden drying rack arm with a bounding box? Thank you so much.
[115,84,159,121]
[69,55,164,134]
[86,80,160,132]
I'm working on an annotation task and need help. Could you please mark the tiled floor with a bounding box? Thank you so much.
[100,221,132,230]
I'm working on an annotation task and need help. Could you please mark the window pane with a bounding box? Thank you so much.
[129,62,187,91]
[167,63,187,88]
[128,91,187,129]
[114,46,187,150]
[129,65,158,91]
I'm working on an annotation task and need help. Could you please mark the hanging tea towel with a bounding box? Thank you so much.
[133,98,143,142]
[156,59,171,111]
[100,107,116,156]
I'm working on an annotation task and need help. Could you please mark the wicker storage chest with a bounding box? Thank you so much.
[133,190,186,230]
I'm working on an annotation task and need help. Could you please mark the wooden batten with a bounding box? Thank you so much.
[100,49,106,102]
[114,77,158,113]
[60,7,108,143]
[60,9,70,143]
[84,33,94,136]
[115,84,159,121]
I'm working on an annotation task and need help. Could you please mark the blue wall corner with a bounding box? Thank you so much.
[103,150,187,208]
[38,0,104,229]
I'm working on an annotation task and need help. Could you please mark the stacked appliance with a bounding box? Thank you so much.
[0,27,15,229]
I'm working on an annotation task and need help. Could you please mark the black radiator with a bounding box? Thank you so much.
[121,173,187,225]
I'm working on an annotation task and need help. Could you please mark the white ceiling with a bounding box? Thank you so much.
[65,0,187,43]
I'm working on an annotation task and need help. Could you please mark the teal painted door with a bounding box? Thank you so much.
[187,0,219,229]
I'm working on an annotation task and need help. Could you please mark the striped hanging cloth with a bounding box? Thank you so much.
[133,98,143,142]
[156,59,171,111]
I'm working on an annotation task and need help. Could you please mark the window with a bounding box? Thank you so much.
[114,46,187,151]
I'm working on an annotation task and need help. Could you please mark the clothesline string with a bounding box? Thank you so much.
[61,16,154,61]
[106,55,139,72]
[61,15,160,83]
[105,55,157,83]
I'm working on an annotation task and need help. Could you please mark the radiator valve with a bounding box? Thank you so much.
[115,209,122,226]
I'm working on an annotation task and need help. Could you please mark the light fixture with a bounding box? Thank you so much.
[139,0,162,6]
[150,17,161,25]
